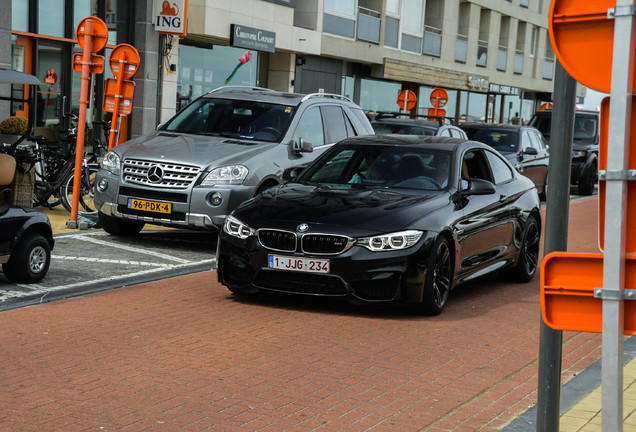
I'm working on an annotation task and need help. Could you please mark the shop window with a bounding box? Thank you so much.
[177,44,259,106]
[359,79,401,113]
[418,86,457,122]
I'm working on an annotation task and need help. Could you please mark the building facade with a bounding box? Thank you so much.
[1,0,577,145]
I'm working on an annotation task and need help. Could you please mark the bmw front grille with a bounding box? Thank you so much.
[258,229,354,255]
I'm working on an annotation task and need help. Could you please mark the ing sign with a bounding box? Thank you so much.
[154,0,188,35]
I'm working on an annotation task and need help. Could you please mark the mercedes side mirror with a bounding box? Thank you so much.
[292,138,314,154]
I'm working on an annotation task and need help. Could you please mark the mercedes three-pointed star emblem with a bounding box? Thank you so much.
[147,165,164,183]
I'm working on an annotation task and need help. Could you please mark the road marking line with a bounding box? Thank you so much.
[0,259,216,300]
[52,255,171,267]
[72,234,192,264]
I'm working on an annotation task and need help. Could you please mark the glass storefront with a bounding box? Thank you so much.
[10,0,134,144]
[177,43,259,110]
[359,78,402,113]
[418,86,458,121]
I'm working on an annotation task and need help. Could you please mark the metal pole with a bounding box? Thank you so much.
[536,60,577,431]
[601,2,635,431]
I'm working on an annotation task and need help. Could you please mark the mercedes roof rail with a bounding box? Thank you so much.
[300,93,353,103]
[207,86,276,94]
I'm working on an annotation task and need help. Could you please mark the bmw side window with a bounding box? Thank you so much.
[294,107,325,146]
[485,150,514,184]
[463,150,493,183]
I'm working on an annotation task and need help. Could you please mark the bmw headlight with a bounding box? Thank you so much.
[202,165,249,186]
[223,215,255,239]
[102,151,121,175]
[357,230,423,251]
[572,150,587,158]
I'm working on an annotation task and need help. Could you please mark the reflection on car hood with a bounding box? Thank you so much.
[572,139,598,150]
[114,131,278,168]
[233,183,449,233]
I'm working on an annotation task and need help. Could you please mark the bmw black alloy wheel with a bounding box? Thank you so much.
[420,236,452,315]
[432,240,452,308]
[522,217,540,278]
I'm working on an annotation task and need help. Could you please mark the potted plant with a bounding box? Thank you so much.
[0,115,28,145]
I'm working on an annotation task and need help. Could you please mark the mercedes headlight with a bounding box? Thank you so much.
[357,230,423,251]
[202,165,249,186]
[102,151,121,175]
[223,215,255,239]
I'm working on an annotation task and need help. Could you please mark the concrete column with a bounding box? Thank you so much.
[131,1,160,138]
[268,53,295,93]
[159,35,178,124]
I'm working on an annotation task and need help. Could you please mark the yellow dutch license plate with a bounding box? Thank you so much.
[127,198,172,214]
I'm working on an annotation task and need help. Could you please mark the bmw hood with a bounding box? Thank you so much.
[233,183,450,234]
[112,131,278,169]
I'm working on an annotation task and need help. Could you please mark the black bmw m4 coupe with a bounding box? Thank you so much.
[216,135,541,315]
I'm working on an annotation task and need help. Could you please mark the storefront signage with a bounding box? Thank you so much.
[467,75,489,91]
[154,0,188,36]
[230,24,276,53]
[488,83,521,96]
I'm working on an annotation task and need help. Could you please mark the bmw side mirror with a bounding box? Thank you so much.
[464,178,496,196]
[283,165,306,181]
[292,138,314,154]
[524,147,538,155]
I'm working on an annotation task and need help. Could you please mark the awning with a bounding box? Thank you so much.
[0,69,42,85]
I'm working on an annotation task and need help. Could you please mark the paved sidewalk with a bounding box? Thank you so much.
[504,336,636,431]
[8,198,636,432]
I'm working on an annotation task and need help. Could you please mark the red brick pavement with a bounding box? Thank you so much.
[0,197,603,431]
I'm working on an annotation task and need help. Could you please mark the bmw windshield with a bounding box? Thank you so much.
[162,97,295,142]
[299,145,453,191]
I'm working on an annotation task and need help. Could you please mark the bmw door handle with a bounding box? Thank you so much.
[499,195,507,203]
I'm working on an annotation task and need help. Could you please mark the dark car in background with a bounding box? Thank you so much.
[529,109,599,195]
[94,86,374,237]
[217,135,541,315]
[460,123,550,200]
[0,153,54,284]
[371,112,468,138]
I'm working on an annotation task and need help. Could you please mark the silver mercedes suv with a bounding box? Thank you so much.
[94,86,374,236]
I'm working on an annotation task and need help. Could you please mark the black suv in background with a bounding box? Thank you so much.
[94,86,374,236]
[371,112,468,138]
[528,109,599,195]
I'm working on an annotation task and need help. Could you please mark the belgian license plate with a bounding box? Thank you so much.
[127,198,172,214]
[268,255,330,274]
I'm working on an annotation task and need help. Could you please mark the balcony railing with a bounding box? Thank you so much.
[497,46,507,71]
[423,25,442,57]
[514,49,524,74]
[543,57,555,80]
[357,7,380,44]
[477,40,488,66]
[455,34,468,63]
